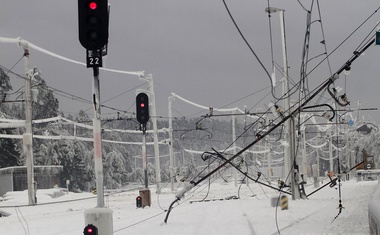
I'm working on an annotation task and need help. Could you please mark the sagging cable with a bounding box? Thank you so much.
[163,182,194,223]
[164,72,343,223]
[164,38,374,223]
[306,161,364,198]
[327,83,350,107]
[327,38,375,106]
[302,104,336,121]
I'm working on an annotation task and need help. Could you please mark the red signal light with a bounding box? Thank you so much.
[136,196,142,208]
[78,0,108,50]
[136,93,150,125]
[84,224,97,234]
[89,2,97,10]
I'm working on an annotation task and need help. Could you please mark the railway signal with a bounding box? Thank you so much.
[78,0,109,50]
[136,93,150,125]
[83,224,98,235]
[136,196,142,208]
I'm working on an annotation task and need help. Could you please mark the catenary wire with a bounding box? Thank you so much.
[222,0,283,101]
[305,5,380,78]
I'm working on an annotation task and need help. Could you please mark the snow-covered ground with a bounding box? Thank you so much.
[0,178,378,235]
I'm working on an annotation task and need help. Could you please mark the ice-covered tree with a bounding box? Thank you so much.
[0,66,13,95]
[55,140,91,192]
[0,67,20,167]
[31,68,59,120]
[103,150,127,189]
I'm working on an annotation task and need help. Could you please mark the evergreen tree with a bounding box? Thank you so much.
[31,68,59,120]
[103,150,126,189]
[0,66,13,95]
[0,67,20,167]
[56,140,89,192]
[0,129,21,168]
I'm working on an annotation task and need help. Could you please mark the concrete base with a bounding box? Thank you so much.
[84,207,113,235]
[139,189,151,207]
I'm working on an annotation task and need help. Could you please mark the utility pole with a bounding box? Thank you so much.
[142,128,148,188]
[265,6,298,199]
[280,8,297,199]
[266,136,271,178]
[92,67,104,208]
[329,129,334,175]
[22,42,36,206]
[84,67,113,235]
[140,74,161,193]
[232,112,237,187]
[136,92,151,207]
[302,127,307,177]
[79,1,113,232]
[168,95,175,192]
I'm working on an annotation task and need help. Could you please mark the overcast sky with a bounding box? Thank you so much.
[1,0,380,124]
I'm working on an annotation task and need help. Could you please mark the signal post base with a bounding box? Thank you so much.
[139,189,151,208]
[84,207,113,235]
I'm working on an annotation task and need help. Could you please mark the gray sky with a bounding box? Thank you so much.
[1,0,380,124]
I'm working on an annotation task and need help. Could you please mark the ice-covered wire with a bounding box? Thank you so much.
[222,0,282,101]
[114,211,167,233]
[1,54,24,77]
[0,64,135,115]
[306,5,380,78]
[316,0,333,76]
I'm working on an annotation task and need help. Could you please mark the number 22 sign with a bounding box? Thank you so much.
[86,49,103,68]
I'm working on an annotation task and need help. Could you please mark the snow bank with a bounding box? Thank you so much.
[368,184,380,234]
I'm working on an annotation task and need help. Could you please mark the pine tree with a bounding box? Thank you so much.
[0,67,20,168]
[31,68,59,120]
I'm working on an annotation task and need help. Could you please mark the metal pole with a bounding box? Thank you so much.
[279,11,290,175]
[279,10,297,199]
[244,106,249,186]
[92,67,104,207]
[289,117,298,199]
[22,44,35,206]
[302,127,307,176]
[142,129,148,189]
[349,137,355,180]
[317,148,320,181]
[144,75,161,193]
[267,137,271,178]
[168,96,175,191]
[232,112,237,187]
[329,130,334,175]
[85,65,113,235]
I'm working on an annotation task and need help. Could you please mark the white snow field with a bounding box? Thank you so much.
[0,178,378,235]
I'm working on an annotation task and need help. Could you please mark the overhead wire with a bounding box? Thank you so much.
[313,0,335,105]
[1,64,92,104]
[222,0,282,101]
[305,5,380,78]
[196,1,380,198]
[316,0,333,76]
[263,2,305,102]
[0,63,138,118]
[180,1,380,228]
[2,54,24,77]
[297,0,308,12]
[299,1,314,98]
[113,211,167,234]
[267,0,276,80]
